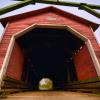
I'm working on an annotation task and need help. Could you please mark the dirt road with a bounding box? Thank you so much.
[1,91,100,100]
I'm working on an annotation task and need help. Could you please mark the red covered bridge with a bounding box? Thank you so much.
[0,6,100,93]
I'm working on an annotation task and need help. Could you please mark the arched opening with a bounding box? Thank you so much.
[15,27,85,90]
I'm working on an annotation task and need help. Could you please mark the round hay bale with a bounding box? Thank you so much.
[39,78,53,90]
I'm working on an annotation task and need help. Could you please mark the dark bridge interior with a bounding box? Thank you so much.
[16,28,84,90]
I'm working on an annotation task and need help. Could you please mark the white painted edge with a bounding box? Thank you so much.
[90,26,100,47]
[64,25,87,41]
[0,23,9,43]
[86,40,100,76]
[0,23,100,90]
[0,36,15,90]
[14,24,36,38]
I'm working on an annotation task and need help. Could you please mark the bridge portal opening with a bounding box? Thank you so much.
[15,28,84,90]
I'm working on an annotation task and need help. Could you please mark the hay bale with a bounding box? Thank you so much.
[39,78,53,90]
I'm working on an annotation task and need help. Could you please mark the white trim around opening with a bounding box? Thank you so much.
[0,24,100,90]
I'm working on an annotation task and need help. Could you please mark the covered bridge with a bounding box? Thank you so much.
[0,6,100,93]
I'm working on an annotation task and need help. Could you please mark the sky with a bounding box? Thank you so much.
[0,0,100,43]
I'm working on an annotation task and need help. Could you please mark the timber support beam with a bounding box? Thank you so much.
[0,0,100,19]
[0,0,33,15]
[37,0,100,18]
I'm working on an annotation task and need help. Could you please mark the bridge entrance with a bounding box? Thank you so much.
[15,28,84,90]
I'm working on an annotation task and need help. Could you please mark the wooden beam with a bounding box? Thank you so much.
[0,0,33,15]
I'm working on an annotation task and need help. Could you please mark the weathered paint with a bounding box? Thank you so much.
[0,7,100,81]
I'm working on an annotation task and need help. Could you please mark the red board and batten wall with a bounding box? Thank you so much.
[6,42,24,80]
[73,45,97,80]
[0,7,99,81]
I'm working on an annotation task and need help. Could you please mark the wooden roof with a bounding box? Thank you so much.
[0,6,99,31]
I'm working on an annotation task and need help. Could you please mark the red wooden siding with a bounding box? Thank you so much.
[0,10,99,81]
[73,45,97,80]
[6,42,24,80]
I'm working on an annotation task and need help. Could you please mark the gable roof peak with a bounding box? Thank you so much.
[0,6,99,31]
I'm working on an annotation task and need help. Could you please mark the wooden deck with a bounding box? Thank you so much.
[1,91,100,100]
